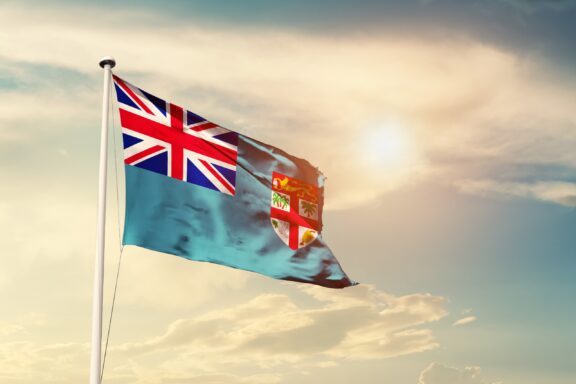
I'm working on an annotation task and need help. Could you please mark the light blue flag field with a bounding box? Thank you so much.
[113,75,356,288]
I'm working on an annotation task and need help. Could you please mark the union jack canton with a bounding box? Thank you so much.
[112,75,238,195]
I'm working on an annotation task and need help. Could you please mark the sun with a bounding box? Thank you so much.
[360,121,414,168]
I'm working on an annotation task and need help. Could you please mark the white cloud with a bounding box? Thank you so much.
[1,2,575,209]
[0,313,46,337]
[456,180,576,207]
[110,370,282,384]
[453,316,477,327]
[0,60,97,143]
[499,0,576,12]
[0,285,447,383]
[0,341,88,383]
[418,363,499,384]
[0,323,24,337]
[0,2,569,382]
[117,247,250,310]
[102,285,447,381]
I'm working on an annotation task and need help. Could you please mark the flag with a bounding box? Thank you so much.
[113,75,356,288]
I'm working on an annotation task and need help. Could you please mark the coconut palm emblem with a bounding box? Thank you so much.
[270,171,320,249]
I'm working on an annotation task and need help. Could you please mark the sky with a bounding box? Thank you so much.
[0,0,575,383]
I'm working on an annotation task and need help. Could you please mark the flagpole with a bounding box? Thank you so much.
[90,56,116,384]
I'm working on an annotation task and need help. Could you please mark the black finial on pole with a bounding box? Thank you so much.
[99,56,116,69]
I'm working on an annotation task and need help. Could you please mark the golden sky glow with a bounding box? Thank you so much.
[1,1,575,383]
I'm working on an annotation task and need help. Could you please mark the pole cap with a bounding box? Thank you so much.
[99,56,116,69]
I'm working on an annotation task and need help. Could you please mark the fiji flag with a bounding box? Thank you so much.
[113,75,356,288]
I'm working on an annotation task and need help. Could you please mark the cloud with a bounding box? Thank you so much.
[0,313,46,337]
[0,323,24,337]
[114,285,447,359]
[0,341,88,383]
[418,362,499,384]
[117,248,250,310]
[2,2,576,209]
[0,60,97,143]
[453,316,477,327]
[103,285,447,381]
[111,370,282,384]
[456,180,576,207]
[499,0,576,12]
[0,285,447,383]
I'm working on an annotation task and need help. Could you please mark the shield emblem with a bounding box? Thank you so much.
[270,172,320,250]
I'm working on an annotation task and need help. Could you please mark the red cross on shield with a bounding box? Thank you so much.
[270,172,320,250]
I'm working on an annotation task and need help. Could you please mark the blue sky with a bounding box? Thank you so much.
[0,0,575,383]
[329,183,576,381]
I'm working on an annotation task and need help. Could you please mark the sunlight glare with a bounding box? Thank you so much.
[361,122,413,168]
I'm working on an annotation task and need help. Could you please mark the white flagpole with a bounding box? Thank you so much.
[90,56,116,384]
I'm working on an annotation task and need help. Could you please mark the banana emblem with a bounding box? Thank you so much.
[300,229,317,246]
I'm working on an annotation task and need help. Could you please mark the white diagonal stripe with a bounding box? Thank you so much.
[188,156,233,195]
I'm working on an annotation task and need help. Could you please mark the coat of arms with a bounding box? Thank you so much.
[270,172,320,249]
